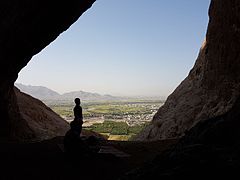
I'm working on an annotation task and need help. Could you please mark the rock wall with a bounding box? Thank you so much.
[137,0,240,140]
[14,87,69,140]
[0,0,95,139]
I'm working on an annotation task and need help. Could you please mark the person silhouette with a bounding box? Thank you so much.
[73,97,83,133]
[64,98,101,154]
[64,98,85,153]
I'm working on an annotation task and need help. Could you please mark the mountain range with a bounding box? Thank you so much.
[15,83,164,102]
[15,83,123,102]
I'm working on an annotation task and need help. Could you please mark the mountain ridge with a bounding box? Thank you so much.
[15,83,164,102]
[15,83,122,102]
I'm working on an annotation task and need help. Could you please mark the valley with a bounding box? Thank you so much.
[49,100,164,140]
[15,83,164,140]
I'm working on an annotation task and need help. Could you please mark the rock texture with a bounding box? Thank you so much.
[14,87,69,140]
[136,0,240,140]
[0,0,95,139]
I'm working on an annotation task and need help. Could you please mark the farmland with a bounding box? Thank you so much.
[50,100,163,140]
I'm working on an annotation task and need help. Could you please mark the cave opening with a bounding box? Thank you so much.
[3,0,240,179]
[15,0,210,141]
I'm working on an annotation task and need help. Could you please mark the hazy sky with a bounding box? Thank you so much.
[17,0,210,97]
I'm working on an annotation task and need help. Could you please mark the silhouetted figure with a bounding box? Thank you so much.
[73,97,83,134]
[74,98,83,121]
[64,98,85,152]
[64,98,102,154]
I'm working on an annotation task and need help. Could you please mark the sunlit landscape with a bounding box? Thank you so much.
[50,100,163,140]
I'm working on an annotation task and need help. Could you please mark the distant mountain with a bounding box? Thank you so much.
[15,83,121,102]
[61,91,120,101]
[15,83,164,103]
[15,83,60,100]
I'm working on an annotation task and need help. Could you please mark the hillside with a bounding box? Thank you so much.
[14,87,69,140]
[15,83,60,100]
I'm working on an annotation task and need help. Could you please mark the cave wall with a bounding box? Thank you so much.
[137,0,240,140]
[0,0,95,139]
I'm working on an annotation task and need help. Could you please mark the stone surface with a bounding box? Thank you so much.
[0,0,95,139]
[136,0,240,140]
[14,87,69,140]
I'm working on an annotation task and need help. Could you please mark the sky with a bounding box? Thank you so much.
[17,0,211,97]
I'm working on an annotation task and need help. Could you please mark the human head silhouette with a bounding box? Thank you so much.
[74,98,81,106]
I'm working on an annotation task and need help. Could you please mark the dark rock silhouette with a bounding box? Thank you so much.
[64,120,88,153]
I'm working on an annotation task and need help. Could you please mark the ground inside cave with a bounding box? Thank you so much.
[0,137,177,180]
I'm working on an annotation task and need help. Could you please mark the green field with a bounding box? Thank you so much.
[50,100,162,120]
[49,100,163,141]
[84,121,150,141]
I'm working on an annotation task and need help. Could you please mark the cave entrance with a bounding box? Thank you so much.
[16,0,210,141]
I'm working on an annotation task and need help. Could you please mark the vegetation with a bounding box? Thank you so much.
[49,100,162,141]
[83,121,150,141]
[50,100,162,121]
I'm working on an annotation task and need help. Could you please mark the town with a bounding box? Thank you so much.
[51,101,163,126]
